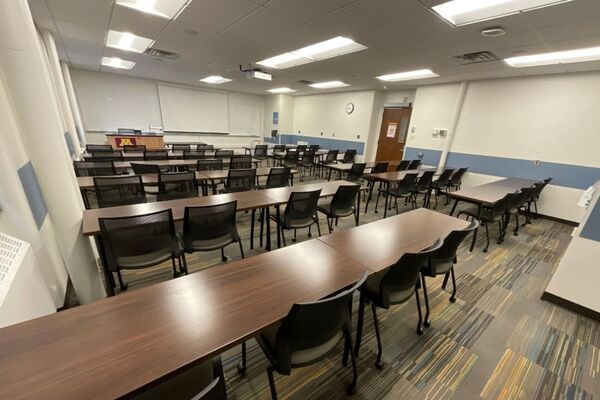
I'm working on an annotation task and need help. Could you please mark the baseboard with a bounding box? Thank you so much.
[519,211,579,227]
[541,292,600,321]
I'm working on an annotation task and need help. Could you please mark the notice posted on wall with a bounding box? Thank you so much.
[387,123,397,138]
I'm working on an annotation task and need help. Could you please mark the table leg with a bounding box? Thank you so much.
[95,236,115,297]
[265,207,272,251]
[469,204,482,252]
[328,168,332,181]
[354,288,366,356]
[383,182,390,218]
[449,199,459,216]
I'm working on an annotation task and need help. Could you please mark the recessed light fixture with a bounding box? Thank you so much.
[432,0,572,26]
[101,57,135,70]
[309,81,350,89]
[106,30,154,53]
[504,46,600,67]
[481,27,506,37]
[377,69,439,82]
[267,88,296,93]
[115,0,191,19]
[257,36,367,69]
[200,76,232,84]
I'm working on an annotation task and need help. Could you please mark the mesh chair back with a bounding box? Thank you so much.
[347,163,366,182]
[230,155,253,169]
[300,150,316,166]
[396,160,411,171]
[489,192,516,217]
[131,163,160,174]
[225,169,257,192]
[122,145,146,152]
[215,150,234,158]
[74,161,115,177]
[416,170,435,191]
[197,144,214,151]
[430,220,478,267]
[507,188,532,211]
[184,150,207,160]
[371,162,389,174]
[172,144,191,151]
[274,272,367,372]
[308,144,320,152]
[284,189,321,227]
[450,167,468,186]
[342,149,357,163]
[144,150,168,160]
[435,169,455,186]
[197,159,223,171]
[533,177,552,198]
[396,173,418,194]
[266,167,291,188]
[324,150,339,164]
[90,151,123,161]
[94,175,147,208]
[254,145,268,158]
[296,144,307,153]
[407,160,421,170]
[273,145,286,153]
[99,209,178,272]
[86,144,113,152]
[520,185,537,203]
[282,151,299,168]
[183,201,239,251]
[330,185,360,216]
[377,239,443,307]
[158,171,198,201]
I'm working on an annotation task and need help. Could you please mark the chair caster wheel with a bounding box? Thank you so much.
[173,272,180,278]
[374,210,378,214]
[450,296,456,303]
[347,384,356,395]
[308,233,312,237]
[375,360,385,370]
[483,248,488,253]
[513,232,518,236]
[423,320,430,328]
[417,327,424,335]
[237,363,246,374]
[222,256,228,262]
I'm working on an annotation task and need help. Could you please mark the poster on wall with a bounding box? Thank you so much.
[386,123,397,138]
[272,112,279,126]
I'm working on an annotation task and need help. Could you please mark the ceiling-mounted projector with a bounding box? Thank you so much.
[240,64,272,81]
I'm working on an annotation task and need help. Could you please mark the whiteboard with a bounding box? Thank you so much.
[158,85,229,133]
[229,101,261,135]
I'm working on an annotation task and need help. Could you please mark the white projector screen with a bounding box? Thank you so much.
[157,85,229,133]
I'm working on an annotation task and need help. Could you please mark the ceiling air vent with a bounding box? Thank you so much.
[297,80,314,85]
[453,51,499,65]
[144,48,180,60]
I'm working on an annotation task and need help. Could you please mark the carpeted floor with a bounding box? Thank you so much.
[115,177,598,400]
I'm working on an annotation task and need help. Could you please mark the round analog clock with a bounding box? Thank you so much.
[345,102,355,114]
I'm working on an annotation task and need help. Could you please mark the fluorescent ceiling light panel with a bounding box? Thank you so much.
[106,30,153,53]
[267,88,296,93]
[115,0,191,19]
[504,46,600,68]
[432,0,572,26]
[309,81,349,89]
[377,69,439,82]
[101,57,135,70]
[200,76,232,84]
[257,36,367,69]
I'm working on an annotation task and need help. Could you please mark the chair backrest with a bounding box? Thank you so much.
[330,185,360,216]
[122,145,147,152]
[308,144,320,151]
[99,209,177,272]
[230,155,253,169]
[183,201,238,251]
[324,150,339,163]
[301,149,316,164]
[215,149,234,158]
[284,189,321,226]
[131,163,160,175]
[225,168,257,192]
[172,144,191,151]
[296,144,307,153]
[86,144,113,152]
[533,177,553,198]
[416,170,435,190]
[282,151,299,167]
[93,175,147,208]
[396,160,411,171]
[450,167,468,185]
[273,272,368,373]
[197,144,214,151]
[90,151,123,161]
[273,145,286,153]
[430,220,479,267]
[377,239,443,308]
[144,150,168,160]
[397,173,419,193]
[158,171,198,201]
[371,162,389,174]
[435,169,455,185]
[254,144,268,157]
[342,149,356,163]
[347,163,366,182]
[73,161,115,177]
[407,159,421,170]
[184,150,207,160]
[196,159,223,171]
[266,167,291,188]
[489,191,517,216]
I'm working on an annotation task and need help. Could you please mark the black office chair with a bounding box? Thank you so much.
[197,144,214,151]
[131,163,161,196]
[271,189,322,248]
[157,171,198,201]
[355,240,443,369]
[298,149,315,181]
[413,170,436,208]
[172,143,191,151]
[74,160,116,177]
[317,150,339,177]
[345,163,366,184]
[505,186,535,236]
[281,150,299,169]
[197,159,225,195]
[229,155,253,169]
[184,150,207,160]
[528,177,552,221]
[308,144,320,152]
[271,145,286,165]
[131,356,227,400]
[376,173,418,213]
[223,169,257,193]
[182,201,244,262]
[447,167,468,192]
[255,168,292,249]
[430,168,454,208]
[363,162,388,207]
[256,272,368,399]
[215,149,234,159]
[254,144,268,165]
[86,144,113,152]
[395,160,411,171]
[342,149,357,163]
[407,159,421,170]
[89,150,123,161]
[99,209,185,291]
[420,220,478,329]
[296,144,307,154]
[317,184,361,233]
[122,145,146,152]
[144,150,169,161]
[93,175,147,208]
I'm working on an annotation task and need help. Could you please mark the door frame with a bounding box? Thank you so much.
[374,103,413,162]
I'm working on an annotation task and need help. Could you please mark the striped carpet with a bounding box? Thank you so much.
[113,178,598,400]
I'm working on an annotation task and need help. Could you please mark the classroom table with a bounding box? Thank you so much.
[108,158,262,171]
[83,150,187,159]
[447,177,539,251]
[320,160,410,181]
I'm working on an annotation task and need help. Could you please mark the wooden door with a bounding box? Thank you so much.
[375,107,412,162]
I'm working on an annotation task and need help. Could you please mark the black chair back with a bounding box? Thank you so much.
[489,192,516,217]
[197,159,223,171]
[330,185,360,216]
[347,163,366,183]
[74,161,115,177]
[371,162,389,174]
[123,145,146,152]
[86,144,113,152]
[273,145,286,153]
[225,169,257,192]
[131,163,160,174]
[434,169,455,186]
[300,149,316,166]
[342,149,356,163]
[230,155,253,169]
[396,173,419,194]
[407,160,421,170]
[215,150,234,158]
[266,167,291,188]
[533,177,552,198]
[254,145,268,158]
[284,189,321,228]
[324,150,339,164]
[158,172,198,201]
[396,160,411,171]
[144,150,168,160]
[282,151,299,168]
[308,144,320,152]
[184,150,207,160]
[183,201,239,252]
[450,167,468,186]
[416,170,435,191]
[427,220,478,276]
[296,144,307,153]
[197,144,214,151]
[90,151,123,161]
[172,144,191,151]
[93,175,147,208]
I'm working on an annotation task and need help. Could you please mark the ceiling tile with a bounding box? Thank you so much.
[310,9,375,37]
[523,0,600,29]
[536,17,600,44]
[476,29,544,52]
[54,19,107,45]
[45,0,112,28]
[223,7,302,43]
[109,6,171,39]
[344,0,424,24]
[266,0,339,22]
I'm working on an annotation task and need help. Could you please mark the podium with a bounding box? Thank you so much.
[105,133,165,149]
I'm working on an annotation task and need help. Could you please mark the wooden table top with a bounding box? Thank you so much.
[111,158,261,169]
[263,180,363,203]
[83,151,187,159]
[318,208,469,273]
[0,239,367,400]
[201,167,297,181]
[449,177,539,206]
[364,167,437,183]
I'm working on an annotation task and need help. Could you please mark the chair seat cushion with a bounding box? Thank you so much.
[317,199,354,217]
[117,248,174,268]
[365,270,414,305]
[272,213,315,229]
[189,235,236,251]
[421,259,453,277]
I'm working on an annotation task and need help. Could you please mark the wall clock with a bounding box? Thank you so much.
[345,102,354,114]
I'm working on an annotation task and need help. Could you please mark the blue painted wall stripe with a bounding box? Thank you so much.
[580,191,600,242]
[404,146,600,190]
[263,134,364,155]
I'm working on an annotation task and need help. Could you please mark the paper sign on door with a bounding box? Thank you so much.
[386,123,397,138]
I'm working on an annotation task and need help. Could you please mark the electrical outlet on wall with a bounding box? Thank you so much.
[332,132,335,137]
[320,132,323,136]
[356,134,360,139]
[533,160,541,166]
